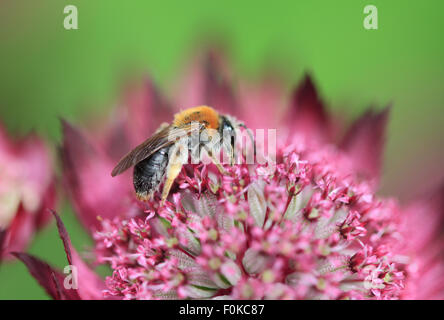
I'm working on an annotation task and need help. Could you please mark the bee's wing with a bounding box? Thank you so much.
[111,123,203,177]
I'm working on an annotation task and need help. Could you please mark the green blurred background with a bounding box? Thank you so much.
[0,0,443,299]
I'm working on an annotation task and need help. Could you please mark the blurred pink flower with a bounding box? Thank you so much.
[0,124,56,261]
[14,50,444,299]
[59,78,173,232]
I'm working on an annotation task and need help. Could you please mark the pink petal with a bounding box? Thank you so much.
[117,77,173,145]
[175,49,238,116]
[12,211,106,300]
[51,210,105,299]
[402,183,444,251]
[12,252,81,300]
[0,123,55,218]
[102,116,133,163]
[2,206,34,260]
[401,183,444,299]
[340,107,390,180]
[18,134,53,202]
[201,51,238,115]
[60,120,136,232]
[238,74,284,130]
[286,74,330,143]
[0,123,56,260]
[51,210,73,265]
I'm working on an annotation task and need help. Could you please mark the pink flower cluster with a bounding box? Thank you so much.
[9,50,444,300]
[94,142,406,299]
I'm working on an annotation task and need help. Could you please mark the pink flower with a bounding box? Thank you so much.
[93,144,408,300]
[15,50,444,299]
[0,123,56,262]
[59,79,174,232]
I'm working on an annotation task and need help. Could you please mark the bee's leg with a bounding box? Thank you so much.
[202,143,228,175]
[161,143,186,205]
[221,137,235,166]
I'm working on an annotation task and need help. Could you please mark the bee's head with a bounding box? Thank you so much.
[219,115,256,164]
[219,116,236,147]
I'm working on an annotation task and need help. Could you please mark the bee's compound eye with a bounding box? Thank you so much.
[222,118,234,134]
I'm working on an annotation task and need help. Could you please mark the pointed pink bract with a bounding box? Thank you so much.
[340,107,390,180]
[60,120,137,232]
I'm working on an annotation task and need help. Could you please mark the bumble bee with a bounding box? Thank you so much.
[111,105,254,204]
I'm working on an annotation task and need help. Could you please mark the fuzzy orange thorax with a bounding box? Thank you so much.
[173,106,220,130]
